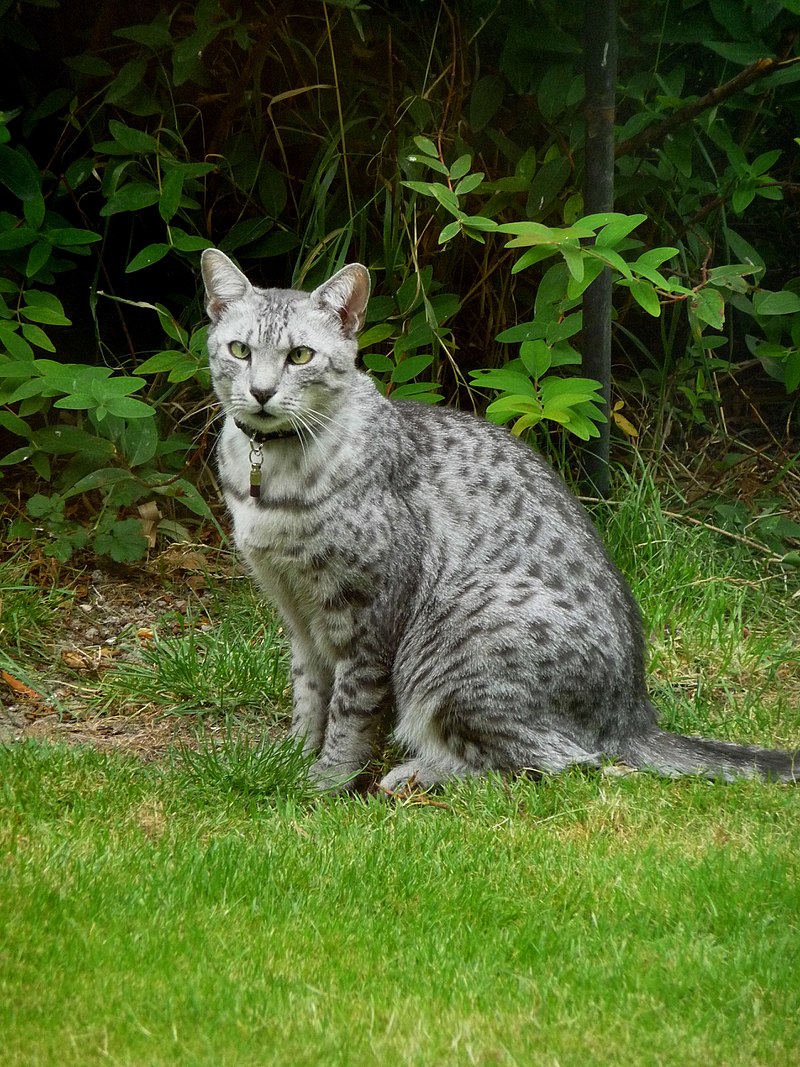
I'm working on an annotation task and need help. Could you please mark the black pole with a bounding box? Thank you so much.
[582,0,618,497]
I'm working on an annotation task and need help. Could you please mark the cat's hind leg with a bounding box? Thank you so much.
[386,690,603,793]
[378,755,482,794]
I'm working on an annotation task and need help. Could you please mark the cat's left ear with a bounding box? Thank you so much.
[313,264,370,339]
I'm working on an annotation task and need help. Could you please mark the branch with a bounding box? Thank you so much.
[615,56,800,159]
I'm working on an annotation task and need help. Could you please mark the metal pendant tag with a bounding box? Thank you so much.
[248,441,263,499]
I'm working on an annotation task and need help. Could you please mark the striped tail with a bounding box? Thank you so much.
[617,727,799,783]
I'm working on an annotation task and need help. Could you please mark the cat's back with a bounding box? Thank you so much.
[389,399,597,544]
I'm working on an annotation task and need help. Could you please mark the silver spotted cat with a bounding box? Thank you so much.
[201,249,798,791]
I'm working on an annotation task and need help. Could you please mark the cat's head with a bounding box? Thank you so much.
[201,250,370,440]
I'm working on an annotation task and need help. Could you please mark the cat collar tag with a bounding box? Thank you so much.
[248,441,264,498]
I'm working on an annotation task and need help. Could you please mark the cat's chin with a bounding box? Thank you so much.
[232,415,297,442]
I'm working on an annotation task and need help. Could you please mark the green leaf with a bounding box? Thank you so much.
[628,279,662,317]
[732,185,756,215]
[100,183,162,217]
[539,376,604,405]
[135,351,188,375]
[90,375,148,398]
[784,351,800,393]
[560,244,584,283]
[454,172,485,197]
[62,468,135,498]
[152,476,214,518]
[94,519,148,563]
[0,325,34,360]
[104,396,155,419]
[690,288,726,330]
[126,243,172,273]
[104,58,149,104]
[749,150,781,177]
[496,321,546,344]
[23,240,48,279]
[449,154,472,181]
[218,217,273,252]
[511,245,559,274]
[407,154,449,177]
[519,339,552,378]
[753,290,800,316]
[566,257,605,299]
[439,220,462,244]
[113,17,173,48]
[170,229,214,253]
[389,383,443,403]
[121,417,159,467]
[499,221,557,246]
[412,135,439,157]
[588,246,632,280]
[0,227,37,251]
[469,368,536,396]
[461,215,496,232]
[0,145,41,201]
[46,228,101,247]
[705,41,772,65]
[594,214,647,246]
[545,314,582,344]
[154,305,189,345]
[159,167,184,222]
[362,352,394,373]
[20,323,56,351]
[19,304,71,326]
[0,410,32,438]
[429,184,461,215]
[391,353,434,383]
[34,425,114,458]
[470,75,505,132]
[358,324,394,349]
[486,394,542,419]
[635,247,679,270]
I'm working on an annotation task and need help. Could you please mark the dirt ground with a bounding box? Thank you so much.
[0,546,243,761]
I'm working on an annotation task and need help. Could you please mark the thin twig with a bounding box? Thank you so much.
[615,57,800,158]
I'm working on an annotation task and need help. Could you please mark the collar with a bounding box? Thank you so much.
[234,418,299,444]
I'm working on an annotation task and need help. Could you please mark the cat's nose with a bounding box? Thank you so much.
[250,386,276,408]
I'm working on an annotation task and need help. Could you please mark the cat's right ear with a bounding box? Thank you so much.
[201,249,252,323]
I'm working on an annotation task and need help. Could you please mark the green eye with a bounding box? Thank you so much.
[288,346,315,366]
[229,341,251,359]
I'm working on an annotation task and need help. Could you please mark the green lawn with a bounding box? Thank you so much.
[2,744,799,1066]
[1,473,799,1065]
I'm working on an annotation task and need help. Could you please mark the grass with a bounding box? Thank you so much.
[1,469,799,1066]
[97,603,290,720]
[1,744,798,1066]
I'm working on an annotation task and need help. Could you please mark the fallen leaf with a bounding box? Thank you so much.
[1,670,47,703]
[612,400,639,438]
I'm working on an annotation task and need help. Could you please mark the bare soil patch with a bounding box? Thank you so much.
[1,546,242,761]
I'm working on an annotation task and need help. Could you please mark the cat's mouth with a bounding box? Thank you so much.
[233,415,299,443]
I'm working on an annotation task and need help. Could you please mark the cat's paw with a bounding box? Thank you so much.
[379,760,442,795]
[308,758,361,794]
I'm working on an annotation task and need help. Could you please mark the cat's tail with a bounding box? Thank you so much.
[616,724,800,783]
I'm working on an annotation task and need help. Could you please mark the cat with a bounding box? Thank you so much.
[201,248,798,792]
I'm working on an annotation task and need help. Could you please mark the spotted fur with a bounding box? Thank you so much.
[201,249,798,791]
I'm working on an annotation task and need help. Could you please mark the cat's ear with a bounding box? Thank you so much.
[312,264,370,339]
[201,249,252,322]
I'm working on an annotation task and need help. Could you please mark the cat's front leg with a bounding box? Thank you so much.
[288,641,332,755]
[309,658,388,792]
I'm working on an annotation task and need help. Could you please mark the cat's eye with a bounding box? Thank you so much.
[229,340,251,360]
[288,346,315,366]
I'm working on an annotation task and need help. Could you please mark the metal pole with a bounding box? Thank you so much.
[582,0,618,497]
